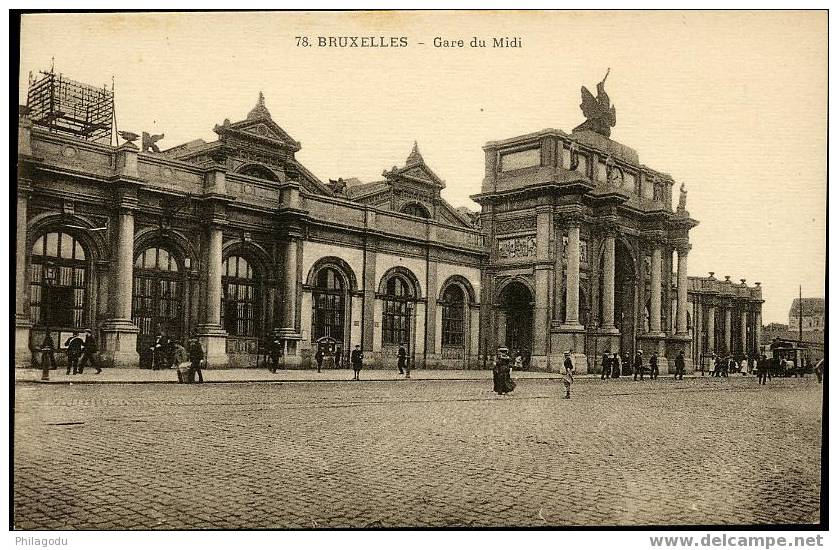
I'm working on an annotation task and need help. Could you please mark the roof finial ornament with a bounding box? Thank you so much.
[407,140,424,165]
[247,90,272,120]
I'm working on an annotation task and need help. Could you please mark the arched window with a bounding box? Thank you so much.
[312,267,346,342]
[222,255,258,337]
[400,203,430,219]
[132,245,184,346]
[30,231,88,328]
[238,164,279,182]
[441,285,465,347]
[383,275,415,345]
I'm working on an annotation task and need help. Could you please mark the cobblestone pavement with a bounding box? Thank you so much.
[13,376,823,529]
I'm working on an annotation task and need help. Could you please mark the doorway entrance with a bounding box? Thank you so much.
[614,239,636,356]
[498,281,533,354]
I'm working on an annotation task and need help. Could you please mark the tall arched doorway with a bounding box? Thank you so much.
[132,245,186,354]
[498,281,533,353]
[614,239,637,355]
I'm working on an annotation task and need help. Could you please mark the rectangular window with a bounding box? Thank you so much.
[499,148,541,172]
[383,299,410,345]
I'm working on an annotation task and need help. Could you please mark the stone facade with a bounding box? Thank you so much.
[472,128,698,374]
[16,94,484,370]
[17,85,762,373]
[686,274,764,369]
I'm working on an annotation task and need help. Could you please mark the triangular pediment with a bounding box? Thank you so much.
[217,118,302,152]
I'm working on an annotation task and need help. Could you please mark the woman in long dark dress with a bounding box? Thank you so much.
[493,347,509,394]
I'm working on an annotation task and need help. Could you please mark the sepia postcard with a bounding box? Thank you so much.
[10,7,828,545]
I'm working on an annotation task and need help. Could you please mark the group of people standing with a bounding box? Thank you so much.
[598,349,687,381]
[62,329,102,375]
[147,333,205,383]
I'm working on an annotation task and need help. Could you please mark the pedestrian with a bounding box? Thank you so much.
[350,344,363,380]
[151,332,167,370]
[600,351,611,380]
[172,341,190,383]
[64,331,84,375]
[268,334,282,373]
[334,347,342,369]
[77,329,102,374]
[397,343,407,375]
[622,353,631,376]
[39,333,57,373]
[562,350,575,399]
[757,354,768,385]
[314,348,324,373]
[633,349,644,381]
[649,351,659,380]
[674,349,686,380]
[323,348,336,371]
[493,347,507,394]
[611,352,621,378]
[514,350,524,371]
[522,348,531,370]
[712,355,722,377]
[188,338,204,383]
[814,358,824,384]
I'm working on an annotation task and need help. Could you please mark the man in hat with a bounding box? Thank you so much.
[350,344,363,380]
[64,331,84,375]
[674,349,686,380]
[633,349,645,381]
[397,343,407,375]
[493,347,509,394]
[78,328,102,374]
[563,350,575,399]
[649,351,659,380]
[600,350,611,380]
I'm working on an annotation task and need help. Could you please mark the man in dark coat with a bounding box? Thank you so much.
[188,338,204,383]
[350,345,363,380]
[397,343,407,375]
[563,351,575,399]
[64,331,84,375]
[151,333,168,370]
[600,351,611,380]
[78,329,102,374]
[268,334,282,373]
[633,350,644,381]
[674,349,686,380]
[649,351,659,380]
[314,349,324,373]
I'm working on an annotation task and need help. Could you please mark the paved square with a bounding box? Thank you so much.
[13,375,823,529]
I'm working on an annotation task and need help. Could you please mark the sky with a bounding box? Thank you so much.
[18,10,826,324]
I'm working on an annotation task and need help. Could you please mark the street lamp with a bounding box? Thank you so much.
[40,261,58,381]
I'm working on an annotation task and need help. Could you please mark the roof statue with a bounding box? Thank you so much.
[142,132,165,153]
[573,68,617,138]
[678,182,688,212]
[247,91,272,120]
[406,140,424,165]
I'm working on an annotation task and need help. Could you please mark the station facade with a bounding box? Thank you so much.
[15,85,762,372]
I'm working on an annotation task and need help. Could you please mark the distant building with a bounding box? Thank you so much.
[788,298,824,332]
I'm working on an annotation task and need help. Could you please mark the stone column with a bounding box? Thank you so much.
[100,207,140,367]
[754,310,762,354]
[206,226,223,326]
[707,305,716,353]
[724,307,732,354]
[740,310,748,354]
[197,223,228,368]
[676,245,690,335]
[601,232,616,331]
[15,189,32,366]
[563,223,582,328]
[532,207,551,362]
[649,245,663,334]
[282,238,297,331]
